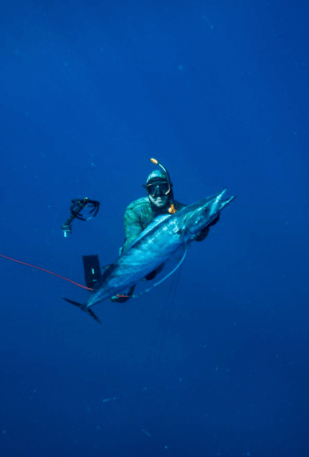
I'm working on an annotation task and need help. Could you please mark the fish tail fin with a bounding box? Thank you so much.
[62,297,102,324]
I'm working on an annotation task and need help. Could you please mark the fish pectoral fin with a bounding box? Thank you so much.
[62,297,102,324]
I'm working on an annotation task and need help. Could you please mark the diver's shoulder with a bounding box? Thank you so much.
[125,196,150,212]
[174,200,186,211]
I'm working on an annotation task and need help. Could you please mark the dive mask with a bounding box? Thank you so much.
[146,181,170,197]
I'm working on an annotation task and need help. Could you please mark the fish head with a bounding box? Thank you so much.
[181,189,236,237]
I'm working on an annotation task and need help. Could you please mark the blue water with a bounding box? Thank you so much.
[1,1,308,456]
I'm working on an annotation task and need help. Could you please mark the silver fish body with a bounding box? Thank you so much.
[86,189,236,308]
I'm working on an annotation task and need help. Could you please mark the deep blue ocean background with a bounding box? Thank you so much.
[1,1,308,456]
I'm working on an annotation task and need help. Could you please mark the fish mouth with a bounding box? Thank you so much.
[220,195,237,210]
[202,188,236,217]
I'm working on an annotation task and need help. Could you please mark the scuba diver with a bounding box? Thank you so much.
[67,158,220,303]
[62,159,220,304]
[62,159,220,303]
[110,158,220,303]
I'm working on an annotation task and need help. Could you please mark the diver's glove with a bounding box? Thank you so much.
[194,226,209,242]
[194,214,220,242]
[208,213,220,227]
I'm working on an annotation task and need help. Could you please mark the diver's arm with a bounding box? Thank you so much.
[122,208,144,251]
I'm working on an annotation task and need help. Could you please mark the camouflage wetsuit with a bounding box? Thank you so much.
[111,196,212,302]
[122,196,209,252]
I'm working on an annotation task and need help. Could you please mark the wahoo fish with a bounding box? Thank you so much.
[63,189,236,323]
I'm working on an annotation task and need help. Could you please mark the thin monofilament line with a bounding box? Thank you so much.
[131,246,188,299]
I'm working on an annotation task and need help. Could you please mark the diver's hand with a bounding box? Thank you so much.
[194,226,209,242]
[194,214,220,242]
[208,213,220,226]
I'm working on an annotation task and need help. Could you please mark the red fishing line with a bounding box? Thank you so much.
[0,253,93,291]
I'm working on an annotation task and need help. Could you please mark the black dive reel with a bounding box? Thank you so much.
[62,198,100,237]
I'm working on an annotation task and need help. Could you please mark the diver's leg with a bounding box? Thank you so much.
[82,255,102,289]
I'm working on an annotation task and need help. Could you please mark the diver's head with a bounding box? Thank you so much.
[145,170,171,209]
